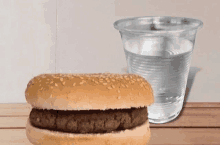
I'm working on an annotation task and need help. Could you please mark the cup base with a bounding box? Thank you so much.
[148,110,181,124]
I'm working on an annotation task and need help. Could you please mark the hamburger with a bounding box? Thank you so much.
[25,73,154,145]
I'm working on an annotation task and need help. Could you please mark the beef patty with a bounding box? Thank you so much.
[29,107,148,134]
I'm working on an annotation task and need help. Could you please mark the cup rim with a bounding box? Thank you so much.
[113,16,203,34]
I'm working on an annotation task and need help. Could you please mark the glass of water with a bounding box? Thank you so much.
[114,16,203,124]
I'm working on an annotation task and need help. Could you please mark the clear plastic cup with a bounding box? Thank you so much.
[114,16,203,124]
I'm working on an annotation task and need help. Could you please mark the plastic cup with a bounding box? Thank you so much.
[114,16,203,124]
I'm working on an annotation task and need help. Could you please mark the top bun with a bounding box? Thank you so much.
[25,73,154,110]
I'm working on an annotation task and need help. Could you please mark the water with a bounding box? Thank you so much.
[114,16,203,124]
[124,39,193,123]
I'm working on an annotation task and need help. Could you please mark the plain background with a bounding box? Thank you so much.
[0,0,219,103]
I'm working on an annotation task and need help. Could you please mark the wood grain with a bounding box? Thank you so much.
[1,103,220,128]
[1,102,220,116]
[183,102,220,108]
[0,128,219,145]
[150,107,220,127]
[0,103,31,116]
[0,103,220,144]
[150,128,220,145]
[1,107,220,128]
[0,117,28,128]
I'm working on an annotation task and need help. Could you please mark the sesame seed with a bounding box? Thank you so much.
[139,92,141,96]
[50,94,52,98]
[140,84,143,87]
[39,84,41,86]
[117,90,120,93]
[40,87,43,90]
[121,84,125,88]
[112,79,115,82]
[95,81,99,84]
[50,81,53,84]
[130,97,135,101]
[117,96,121,99]
[80,82,84,85]
[107,80,110,83]
[112,85,115,88]
[80,77,83,79]
[51,86,53,89]
[125,85,128,88]
[36,118,40,122]
[55,83,58,87]
[103,83,107,85]
[73,83,76,86]
[62,82,65,85]
[108,87,112,90]
[60,78,63,81]
[144,86,149,90]
[137,79,140,81]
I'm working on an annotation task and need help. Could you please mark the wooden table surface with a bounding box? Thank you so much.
[0,102,220,145]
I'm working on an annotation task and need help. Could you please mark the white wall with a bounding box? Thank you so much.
[56,0,127,74]
[0,0,220,103]
[0,0,56,103]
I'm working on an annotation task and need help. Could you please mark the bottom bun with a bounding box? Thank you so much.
[26,118,151,145]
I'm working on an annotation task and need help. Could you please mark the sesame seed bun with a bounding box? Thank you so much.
[25,73,154,110]
[26,118,151,145]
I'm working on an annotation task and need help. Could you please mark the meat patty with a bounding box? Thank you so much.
[29,107,148,134]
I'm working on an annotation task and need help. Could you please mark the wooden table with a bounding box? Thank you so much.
[0,103,220,145]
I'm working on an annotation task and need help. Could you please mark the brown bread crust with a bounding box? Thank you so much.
[25,73,154,110]
[26,119,151,145]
